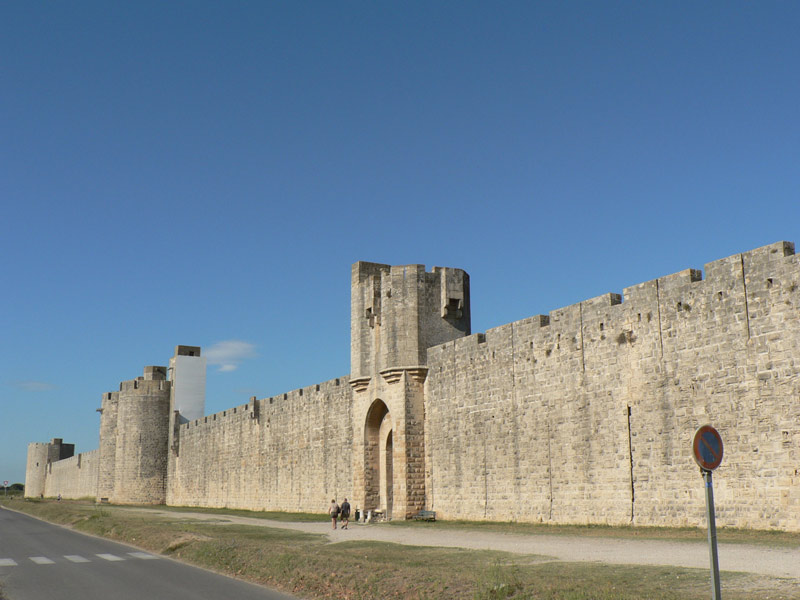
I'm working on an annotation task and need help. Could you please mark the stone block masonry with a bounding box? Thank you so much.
[24,242,800,531]
[25,438,75,498]
[167,377,352,511]
[424,241,800,530]
[111,369,171,504]
[44,450,99,499]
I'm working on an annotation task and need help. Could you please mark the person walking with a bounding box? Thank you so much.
[328,499,340,529]
[340,498,351,529]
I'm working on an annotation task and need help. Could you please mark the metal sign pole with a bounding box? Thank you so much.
[702,469,722,600]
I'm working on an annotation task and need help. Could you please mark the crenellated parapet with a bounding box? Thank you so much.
[430,242,797,384]
[350,262,470,382]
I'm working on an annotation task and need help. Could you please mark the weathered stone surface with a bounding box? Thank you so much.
[25,242,800,531]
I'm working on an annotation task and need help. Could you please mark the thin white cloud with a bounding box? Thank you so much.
[204,340,257,373]
[13,381,57,392]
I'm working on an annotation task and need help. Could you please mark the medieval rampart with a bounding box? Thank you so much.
[43,450,99,499]
[24,242,800,531]
[167,376,352,511]
[425,241,800,530]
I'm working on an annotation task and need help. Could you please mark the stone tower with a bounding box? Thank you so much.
[350,262,470,519]
[96,391,119,502]
[110,366,171,504]
[24,438,74,498]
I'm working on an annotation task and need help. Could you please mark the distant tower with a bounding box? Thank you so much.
[96,391,119,502]
[25,438,74,498]
[168,345,206,424]
[111,366,171,504]
[350,262,470,519]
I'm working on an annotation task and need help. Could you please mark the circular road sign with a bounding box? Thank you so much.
[693,425,724,471]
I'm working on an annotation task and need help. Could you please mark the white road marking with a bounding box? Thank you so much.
[64,555,91,563]
[96,553,125,561]
[2,552,152,567]
[128,552,159,560]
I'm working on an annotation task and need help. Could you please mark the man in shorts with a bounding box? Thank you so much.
[340,498,351,529]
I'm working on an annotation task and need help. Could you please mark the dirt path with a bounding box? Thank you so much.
[124,508,800,580]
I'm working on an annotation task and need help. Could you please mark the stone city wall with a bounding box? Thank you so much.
[167,376,353,513]
[43,449,99,500]
[425,242,800,530]
[25,242,799,531]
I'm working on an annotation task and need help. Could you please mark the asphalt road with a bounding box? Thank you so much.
[0,506,295,600]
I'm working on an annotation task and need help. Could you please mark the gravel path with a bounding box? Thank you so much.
[126,509,800,580]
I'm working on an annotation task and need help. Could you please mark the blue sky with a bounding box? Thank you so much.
[2,2,799,486]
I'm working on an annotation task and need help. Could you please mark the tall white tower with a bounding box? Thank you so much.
[168,345,206,424]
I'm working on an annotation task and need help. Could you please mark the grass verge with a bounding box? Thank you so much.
[2,498,797,600]
[384,517,800,547]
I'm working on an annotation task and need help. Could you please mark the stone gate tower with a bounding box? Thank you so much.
[350,262,470,518]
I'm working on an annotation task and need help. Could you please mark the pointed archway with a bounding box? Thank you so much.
[365,399,392,515]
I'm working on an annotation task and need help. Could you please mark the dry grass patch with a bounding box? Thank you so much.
[2,499,797,600]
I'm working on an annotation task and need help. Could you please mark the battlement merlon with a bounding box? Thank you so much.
[621,241,797,303]
[119,367,170,392]
[143,366,167,380]
[705,240,795,280]
[352,261,392,282]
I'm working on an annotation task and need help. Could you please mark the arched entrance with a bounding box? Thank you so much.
[365,399,393,517]
[380,429,393,517]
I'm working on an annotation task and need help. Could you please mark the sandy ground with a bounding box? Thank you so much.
[122,508,800,581]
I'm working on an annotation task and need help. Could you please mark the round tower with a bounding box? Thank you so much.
[111,366,171,504]
[24,442,49,498]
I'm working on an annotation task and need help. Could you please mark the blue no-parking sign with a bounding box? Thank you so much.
[692,425,724,600]
[693,425,723,471]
